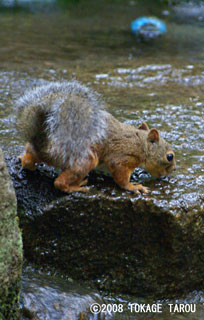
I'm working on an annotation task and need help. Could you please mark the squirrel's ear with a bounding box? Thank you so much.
[147,129,160,142]
[138,122,149,131]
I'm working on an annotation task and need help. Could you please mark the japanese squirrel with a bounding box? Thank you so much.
[16,81,176,194]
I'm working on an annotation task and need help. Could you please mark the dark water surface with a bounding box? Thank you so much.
[0,0,203,319]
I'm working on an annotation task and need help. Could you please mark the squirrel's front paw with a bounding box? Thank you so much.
[130,183,150,194]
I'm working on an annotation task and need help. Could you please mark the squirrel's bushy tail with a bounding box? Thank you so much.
[16,81,108,167]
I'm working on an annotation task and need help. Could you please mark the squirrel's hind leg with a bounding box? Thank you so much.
[18,142,39,171]
[54,151,98,193]
[54,169,89,193]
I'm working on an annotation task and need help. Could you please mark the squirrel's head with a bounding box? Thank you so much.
[138,122,176,178]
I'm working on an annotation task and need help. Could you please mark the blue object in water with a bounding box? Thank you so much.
[131,17,167,40]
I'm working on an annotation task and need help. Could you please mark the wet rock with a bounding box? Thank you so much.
[5,155,204,299]
[20,269,107,320]
[0,149,23,320]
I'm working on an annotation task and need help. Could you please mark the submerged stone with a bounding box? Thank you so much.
[20,269,106,320]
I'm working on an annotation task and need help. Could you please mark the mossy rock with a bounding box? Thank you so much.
[0,150,23,319]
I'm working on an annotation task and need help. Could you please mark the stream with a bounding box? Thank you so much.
[0,0,203,319]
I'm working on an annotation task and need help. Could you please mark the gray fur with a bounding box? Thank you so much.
[16,80,108,168]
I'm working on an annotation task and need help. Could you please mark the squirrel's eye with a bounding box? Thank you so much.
[167,153,174,162]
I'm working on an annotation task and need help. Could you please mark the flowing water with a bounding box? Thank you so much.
[0,0,203,319]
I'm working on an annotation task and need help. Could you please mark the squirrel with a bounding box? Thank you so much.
[16,80,176,194]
